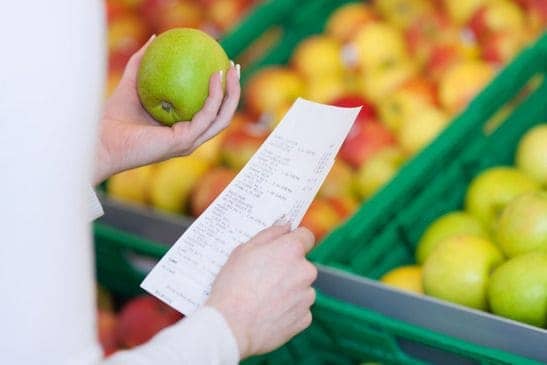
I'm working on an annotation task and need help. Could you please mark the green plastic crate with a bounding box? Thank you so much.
[243,293,541,365]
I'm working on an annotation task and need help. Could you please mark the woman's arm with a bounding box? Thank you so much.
[102,225,317,364]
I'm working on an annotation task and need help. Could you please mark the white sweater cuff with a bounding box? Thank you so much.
[103,306,240,365]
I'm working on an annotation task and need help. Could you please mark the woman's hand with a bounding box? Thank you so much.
[207,225,318,359]
[94,35,241,185]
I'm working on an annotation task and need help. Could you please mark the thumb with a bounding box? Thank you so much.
[121,34,156,83]
[249,224,291,246]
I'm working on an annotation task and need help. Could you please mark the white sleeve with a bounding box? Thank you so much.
[103,306,240,365]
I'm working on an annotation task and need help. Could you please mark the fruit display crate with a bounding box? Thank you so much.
[309,32,547,278]
[95,202,546,364]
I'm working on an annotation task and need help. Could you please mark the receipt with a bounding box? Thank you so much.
[141,98,361,314]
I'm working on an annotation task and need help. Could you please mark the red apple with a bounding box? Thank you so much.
[329,95,377,122]
[426,43,461,81]
[339,119,396,169]
[191,167,237,216]
[406,11,453,64]
[116,295,183,349]
[106,0,131,23]
[515,0,547,29]
[98,310,118,357]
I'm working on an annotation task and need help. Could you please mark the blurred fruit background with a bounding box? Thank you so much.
[106,0,544,244]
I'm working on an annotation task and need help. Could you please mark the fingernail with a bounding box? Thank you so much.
[219,70,224,80]
[230,60,235,68]
[236,64,241,79]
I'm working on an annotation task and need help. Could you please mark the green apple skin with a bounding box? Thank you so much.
[464,167,540,229]
[423,235,504,310]
[516,124,547,186]
[495,192,547,258]
[488,250,547,328]
[416,211,489,264]
[137,28,230,125]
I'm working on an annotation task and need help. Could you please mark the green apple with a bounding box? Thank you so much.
[488,250,547,327]
[495,192,547,258]
[416,211,488,264]
[464,167,540,229]
[423,235,504,310]
[516,124,547,186]
[138,28,230,125]
[356,147,406,199]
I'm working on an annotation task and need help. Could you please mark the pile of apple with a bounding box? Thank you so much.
[381,124,547,328]
[107,0,545,242]
[106,0,259,95]
[97,285,183,357]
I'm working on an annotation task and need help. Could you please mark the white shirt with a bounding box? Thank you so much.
[0,2,238,363]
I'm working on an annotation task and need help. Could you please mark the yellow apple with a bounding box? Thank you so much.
[107,164,155,205]
[359,61,416,102]
[351,22,409,72]
[149,156,209,214]
[291,35,345,79]
[374,0,434,29]
[305,75,347,104]
[439,60,494,114]
[325,2,377,43]
[396,106,449,156]
[381,265,423,294]
[443,0,488,24]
